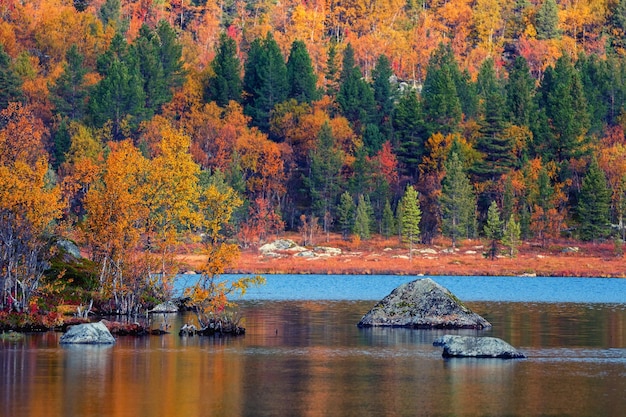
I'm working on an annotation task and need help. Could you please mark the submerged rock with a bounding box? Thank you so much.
[357,278,491,329]
[433,335,525,359]
[59,321,115,344]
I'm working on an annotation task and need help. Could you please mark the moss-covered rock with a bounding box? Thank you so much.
[357,278,491,329]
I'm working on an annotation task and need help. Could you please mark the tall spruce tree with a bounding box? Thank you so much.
[422,44,462,137]
[610,0,626,52]
[372,54,395,138]
[89,33,145,139]
[337,191,355,240]
[381,198,396,238]
[286,40,319,103]
[535,0,561,40]
[243,33,289,133]
[502,214,522,257]
[133,24,166,118]
[483,201,503,259]
[52,119,71,168]
[505,56,536,128]
[156,20,185,92]
[337,43,376,133]
[305,122,344,230]
[207,32,242,107]
[353,194,372,240]
[473,59,515,215]
[394,89,426,180]
[535,55,590,166]
[577,158,611,241]
[576,53,613,135]
[440,152,476,247]
[398,184,421,257]
[474,58,515,178]
[325,42,341,98]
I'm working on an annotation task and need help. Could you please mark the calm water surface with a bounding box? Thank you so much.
[2,275,626,417]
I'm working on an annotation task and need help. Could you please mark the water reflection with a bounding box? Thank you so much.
[1,300,625,417]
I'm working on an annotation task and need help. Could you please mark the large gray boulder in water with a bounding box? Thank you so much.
[59,321,116,344]
[357,278,491,329]
[433,335,525,358]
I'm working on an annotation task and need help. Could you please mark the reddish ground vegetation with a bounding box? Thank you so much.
[177,233,626,278]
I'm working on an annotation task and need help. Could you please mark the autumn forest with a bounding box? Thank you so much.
[2,0,626,324]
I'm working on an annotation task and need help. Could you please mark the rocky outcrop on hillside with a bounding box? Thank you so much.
[433,335,525,358]
[357,278,491,329]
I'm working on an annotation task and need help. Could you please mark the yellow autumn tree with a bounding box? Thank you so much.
[141,117,202,299]
[0,104,62,311]
[82,140,151,314]
[185,178,265,330]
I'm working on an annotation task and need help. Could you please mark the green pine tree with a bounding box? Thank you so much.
[506,56,537,129]
[156,20,185,92]
[353,194,372,240]
[381,198,396,239]
[399,184,421,257]
[372,54,395,137]
[535,0,561,40]
[577,158,611,241]
[133,24,166,118]
[49,45,88,120]
[99,0,128,33]
[305,122,344,231]
[337,44,376,133]
[207,32,242,107]
[576,53,613,135]
[337,191,356,240]
[243,33,289,133]
[88,38,145,140]
[393,89,426,180]
[325,42,341,99]
[502,214,522,258]
[536,55,590,166]
[473,59,515,215]
[441,152,476,248]
[483,201,503,259]
[52,119,71,168]
[422,44,462,137]
[286,40,319,103]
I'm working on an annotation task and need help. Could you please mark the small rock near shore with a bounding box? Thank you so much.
[59,321,116,344]
[433,335,525,359]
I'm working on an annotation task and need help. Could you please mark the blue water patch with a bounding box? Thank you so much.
[174,274,626,303]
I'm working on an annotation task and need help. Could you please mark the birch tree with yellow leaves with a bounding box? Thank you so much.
[0,104,62,311]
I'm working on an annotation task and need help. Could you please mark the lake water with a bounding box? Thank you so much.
[2,275,626,417]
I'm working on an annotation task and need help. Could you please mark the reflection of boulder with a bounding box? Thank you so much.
[59,321,115,344]
[357,278,491,329]
[433,335,525,359]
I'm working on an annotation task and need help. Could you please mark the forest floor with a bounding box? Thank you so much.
[177,233,626,278]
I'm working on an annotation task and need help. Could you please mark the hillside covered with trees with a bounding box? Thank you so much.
[2,0,626,322]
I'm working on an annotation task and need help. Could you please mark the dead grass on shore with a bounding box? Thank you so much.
[175,233,626,278]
